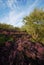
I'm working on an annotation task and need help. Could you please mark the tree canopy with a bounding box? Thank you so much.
[22,9,44,44]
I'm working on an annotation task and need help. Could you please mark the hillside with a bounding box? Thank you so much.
[0,25,44,65]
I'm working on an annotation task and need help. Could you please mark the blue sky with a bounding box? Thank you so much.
[0,0,44,27]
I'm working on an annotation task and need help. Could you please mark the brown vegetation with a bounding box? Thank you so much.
[0,28,44,65]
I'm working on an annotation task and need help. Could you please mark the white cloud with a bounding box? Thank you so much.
[0,10,25,27]
[0,0,38,27]
[25,0,38,15]
[5,0,38,12]
[7,0,20,10]
[7,0,14,10]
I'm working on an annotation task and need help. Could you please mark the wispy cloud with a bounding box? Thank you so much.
[25,0,38,15]
[0,0,6,9]
[0,0,44,27]
[0,10,25,27]
[7,0,14,10]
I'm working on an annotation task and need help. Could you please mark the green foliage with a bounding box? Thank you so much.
[0,23,21,31]
[0,23,14,29]
[22,9,44,44]
[0,34,14,46]
[0,34,5,46]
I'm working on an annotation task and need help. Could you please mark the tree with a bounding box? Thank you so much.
[0,23,15,30]
[22,9,44,44]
